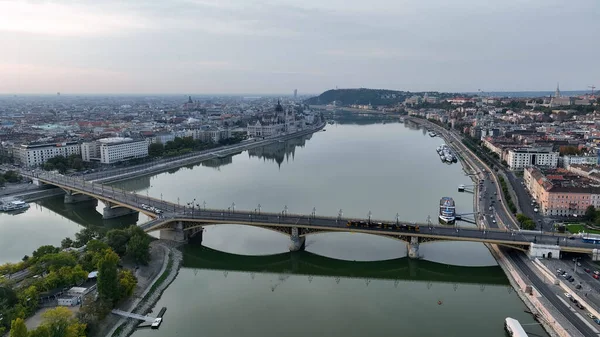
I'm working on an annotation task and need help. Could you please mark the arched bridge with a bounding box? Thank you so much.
[24,171,600,260]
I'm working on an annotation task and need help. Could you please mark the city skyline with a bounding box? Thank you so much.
[1,0,599,94]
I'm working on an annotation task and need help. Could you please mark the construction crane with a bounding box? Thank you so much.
[589,85,596,95]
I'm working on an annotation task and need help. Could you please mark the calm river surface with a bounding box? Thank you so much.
[0,121,548,337]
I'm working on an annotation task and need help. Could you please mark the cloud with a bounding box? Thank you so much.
[0,1,148,36]
[0,0,599,93]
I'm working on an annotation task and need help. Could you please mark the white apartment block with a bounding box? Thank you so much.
[96,137,148,164]
[188,128,231,143]
[81,142,100,162]
[507,148,558,170]
[561,155,597,168]
[15,141,80,167]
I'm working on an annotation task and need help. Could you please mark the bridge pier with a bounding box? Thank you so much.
[103,201,139,220]
[407,236,420,259]
[64,190,95,204]
[289,227,305,252]
[188,227,203,245]
[159,221,188,243]
[528,243,559,260]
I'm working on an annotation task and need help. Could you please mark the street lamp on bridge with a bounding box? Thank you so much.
[258,204,261,214]
[232,202,236,213]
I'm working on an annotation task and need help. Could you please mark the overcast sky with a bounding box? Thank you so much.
[1,0,598,94]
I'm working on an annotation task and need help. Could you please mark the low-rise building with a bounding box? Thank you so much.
[560,155,597,168]
[98,137,148,164]
[188,128,231,143]
[506,147,558,170]
[524,167,600,216]
[82,137,148,164]
[14,141,80,167]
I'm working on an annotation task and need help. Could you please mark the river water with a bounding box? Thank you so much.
[0,121,548,337]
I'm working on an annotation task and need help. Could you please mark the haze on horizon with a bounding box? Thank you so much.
[1,0,598,95]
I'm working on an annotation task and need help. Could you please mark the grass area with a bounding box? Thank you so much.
[567,223,600,235]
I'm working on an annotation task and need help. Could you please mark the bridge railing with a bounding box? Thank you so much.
[29,171,579,240]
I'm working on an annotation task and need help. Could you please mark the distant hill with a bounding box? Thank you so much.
[305,88,412,106]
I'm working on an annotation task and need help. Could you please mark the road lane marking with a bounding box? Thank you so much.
[556,295,600,333]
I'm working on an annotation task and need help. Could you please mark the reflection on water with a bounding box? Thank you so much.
[246,134,312,167]
[182,245,509,286]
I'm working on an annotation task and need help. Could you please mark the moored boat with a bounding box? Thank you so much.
[439,197,456,224]
[0,198,30,213]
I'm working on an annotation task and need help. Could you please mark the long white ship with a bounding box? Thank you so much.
[439,197,456,224]
[0,198,30,213]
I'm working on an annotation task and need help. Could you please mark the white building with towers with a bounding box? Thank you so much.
[247,100,302,138]
[550,83,572,107]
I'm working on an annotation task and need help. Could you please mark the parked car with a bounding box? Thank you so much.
[588,313,596,320]
[565,293,572,299]
[584,268,591,273]
[576,302,585,310]
[594,274,600,280]
[576,284,582,289]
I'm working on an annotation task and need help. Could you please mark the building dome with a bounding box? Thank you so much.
[275,99,283,112]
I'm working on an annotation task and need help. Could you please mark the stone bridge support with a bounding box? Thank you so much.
[64,190,95,204]
[103,201,138,220]
[188,227,204,245]
[407,236,420,259]
[159,221,188,242]
[289,227,305,252]
[593,249,600,262]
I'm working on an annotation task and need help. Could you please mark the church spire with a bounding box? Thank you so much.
[555,83,561,98]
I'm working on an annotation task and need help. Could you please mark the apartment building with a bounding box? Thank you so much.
[507,147,558,170]
[15,141,80,167]
[524,167,600,216]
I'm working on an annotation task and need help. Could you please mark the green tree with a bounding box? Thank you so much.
[97,250,120,303]
[77,298,112,327]
[0,175,6,187]
[586,205,597,222]
[32,306,86,337]
[17,285,39,317]
[3,171,21,183]
[148,143,164,157]
[516,213,529,224]
[118,270,137,299]
[74,228,96,247]
[9,318,27,337]
[125,234,150,265]
[61,237,73,249]
[40,252,77,271]
[85,240,109,254]
[27,326,50,337]
[32,245,59,259]
[0,286,18,307]
[106,230,130,256]
[521,220,536,230]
